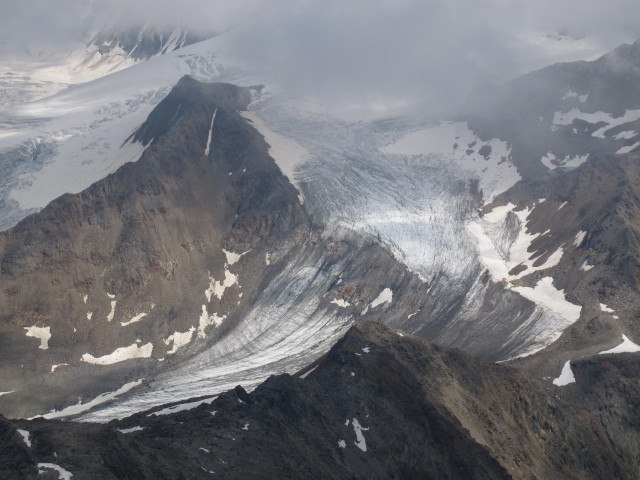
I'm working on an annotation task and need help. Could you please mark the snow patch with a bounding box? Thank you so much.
[574,231,586,247]
[552,360,575,386]
[205,269,238,302]
[24,325,51,350]
[81,342,153,365]
[50,363,69,373]
[540,151,588,170]
[617,141,640,154]
[223,248,250,265]
[106,300,117,322]
[198,305,225,338]
[149,396,217,416]
[117,426,145,434]
[599,303,615,313]
[331,298,351,308]
[39,379,143,419]
[0,390,15,397]
[300,365,318,379]
[164,327,196,354]
[37,463,73,479]
[350,418,369,452]
[362,347,370,353]
[204,109,217,156]
[338,439,346,448]
[86,311,93,320]
[468,204,563,282]
[17,429,31,447]
[599,335,640,354]
[512,277,581,326]
[240,110,308,203]
[370,288,393,309]
[121,311,148,327]
[552,108,640,139]
[614,130,637,140]
[580,260,594,271]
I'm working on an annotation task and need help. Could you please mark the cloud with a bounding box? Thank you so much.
[1,0,639,117]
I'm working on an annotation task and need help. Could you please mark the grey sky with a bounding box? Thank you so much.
[2,0,639,117]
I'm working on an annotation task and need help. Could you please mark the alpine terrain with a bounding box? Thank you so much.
[1,6,640,479]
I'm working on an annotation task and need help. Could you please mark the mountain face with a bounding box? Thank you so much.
[0,76,444,420]
[0,77,309,418]
[462,39,640,180]
[2,322,637,479]
[0,22,640,458]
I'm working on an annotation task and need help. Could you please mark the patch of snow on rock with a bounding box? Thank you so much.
[331,298,351,308]
[617,141,640,154]
[552,360,576,386]
[600,303,615,313]
[17,429,31,447]
[24,325,51,350]
[204,109,217,156]
[198,305,225,338]
[149,396,217,416]
[117,426,145,434]
[39,379,143,419]
[81,342,153,365]
[223,249,250,265]
[121,312,148,327]
[370,288,393,309]
[599,335,640,354]
[351,418,369,452]
[580,260,594,271]
[37,463,73,479]
[552,108,640,139]
[164,327,196,354]
[574,231,586,247]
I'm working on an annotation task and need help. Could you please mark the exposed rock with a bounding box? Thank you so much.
[6,323,637,479]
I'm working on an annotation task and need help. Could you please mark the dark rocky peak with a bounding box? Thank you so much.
[130,76,252,146]
[0,77,307,419]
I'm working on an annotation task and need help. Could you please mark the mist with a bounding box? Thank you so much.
[2,0,640,117]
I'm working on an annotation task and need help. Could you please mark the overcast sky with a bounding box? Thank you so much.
[2,0,640,117]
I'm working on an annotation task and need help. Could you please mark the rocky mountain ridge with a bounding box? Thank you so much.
[2,322,637,479]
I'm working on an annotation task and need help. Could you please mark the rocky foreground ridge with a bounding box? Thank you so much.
[2,322,638,479]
